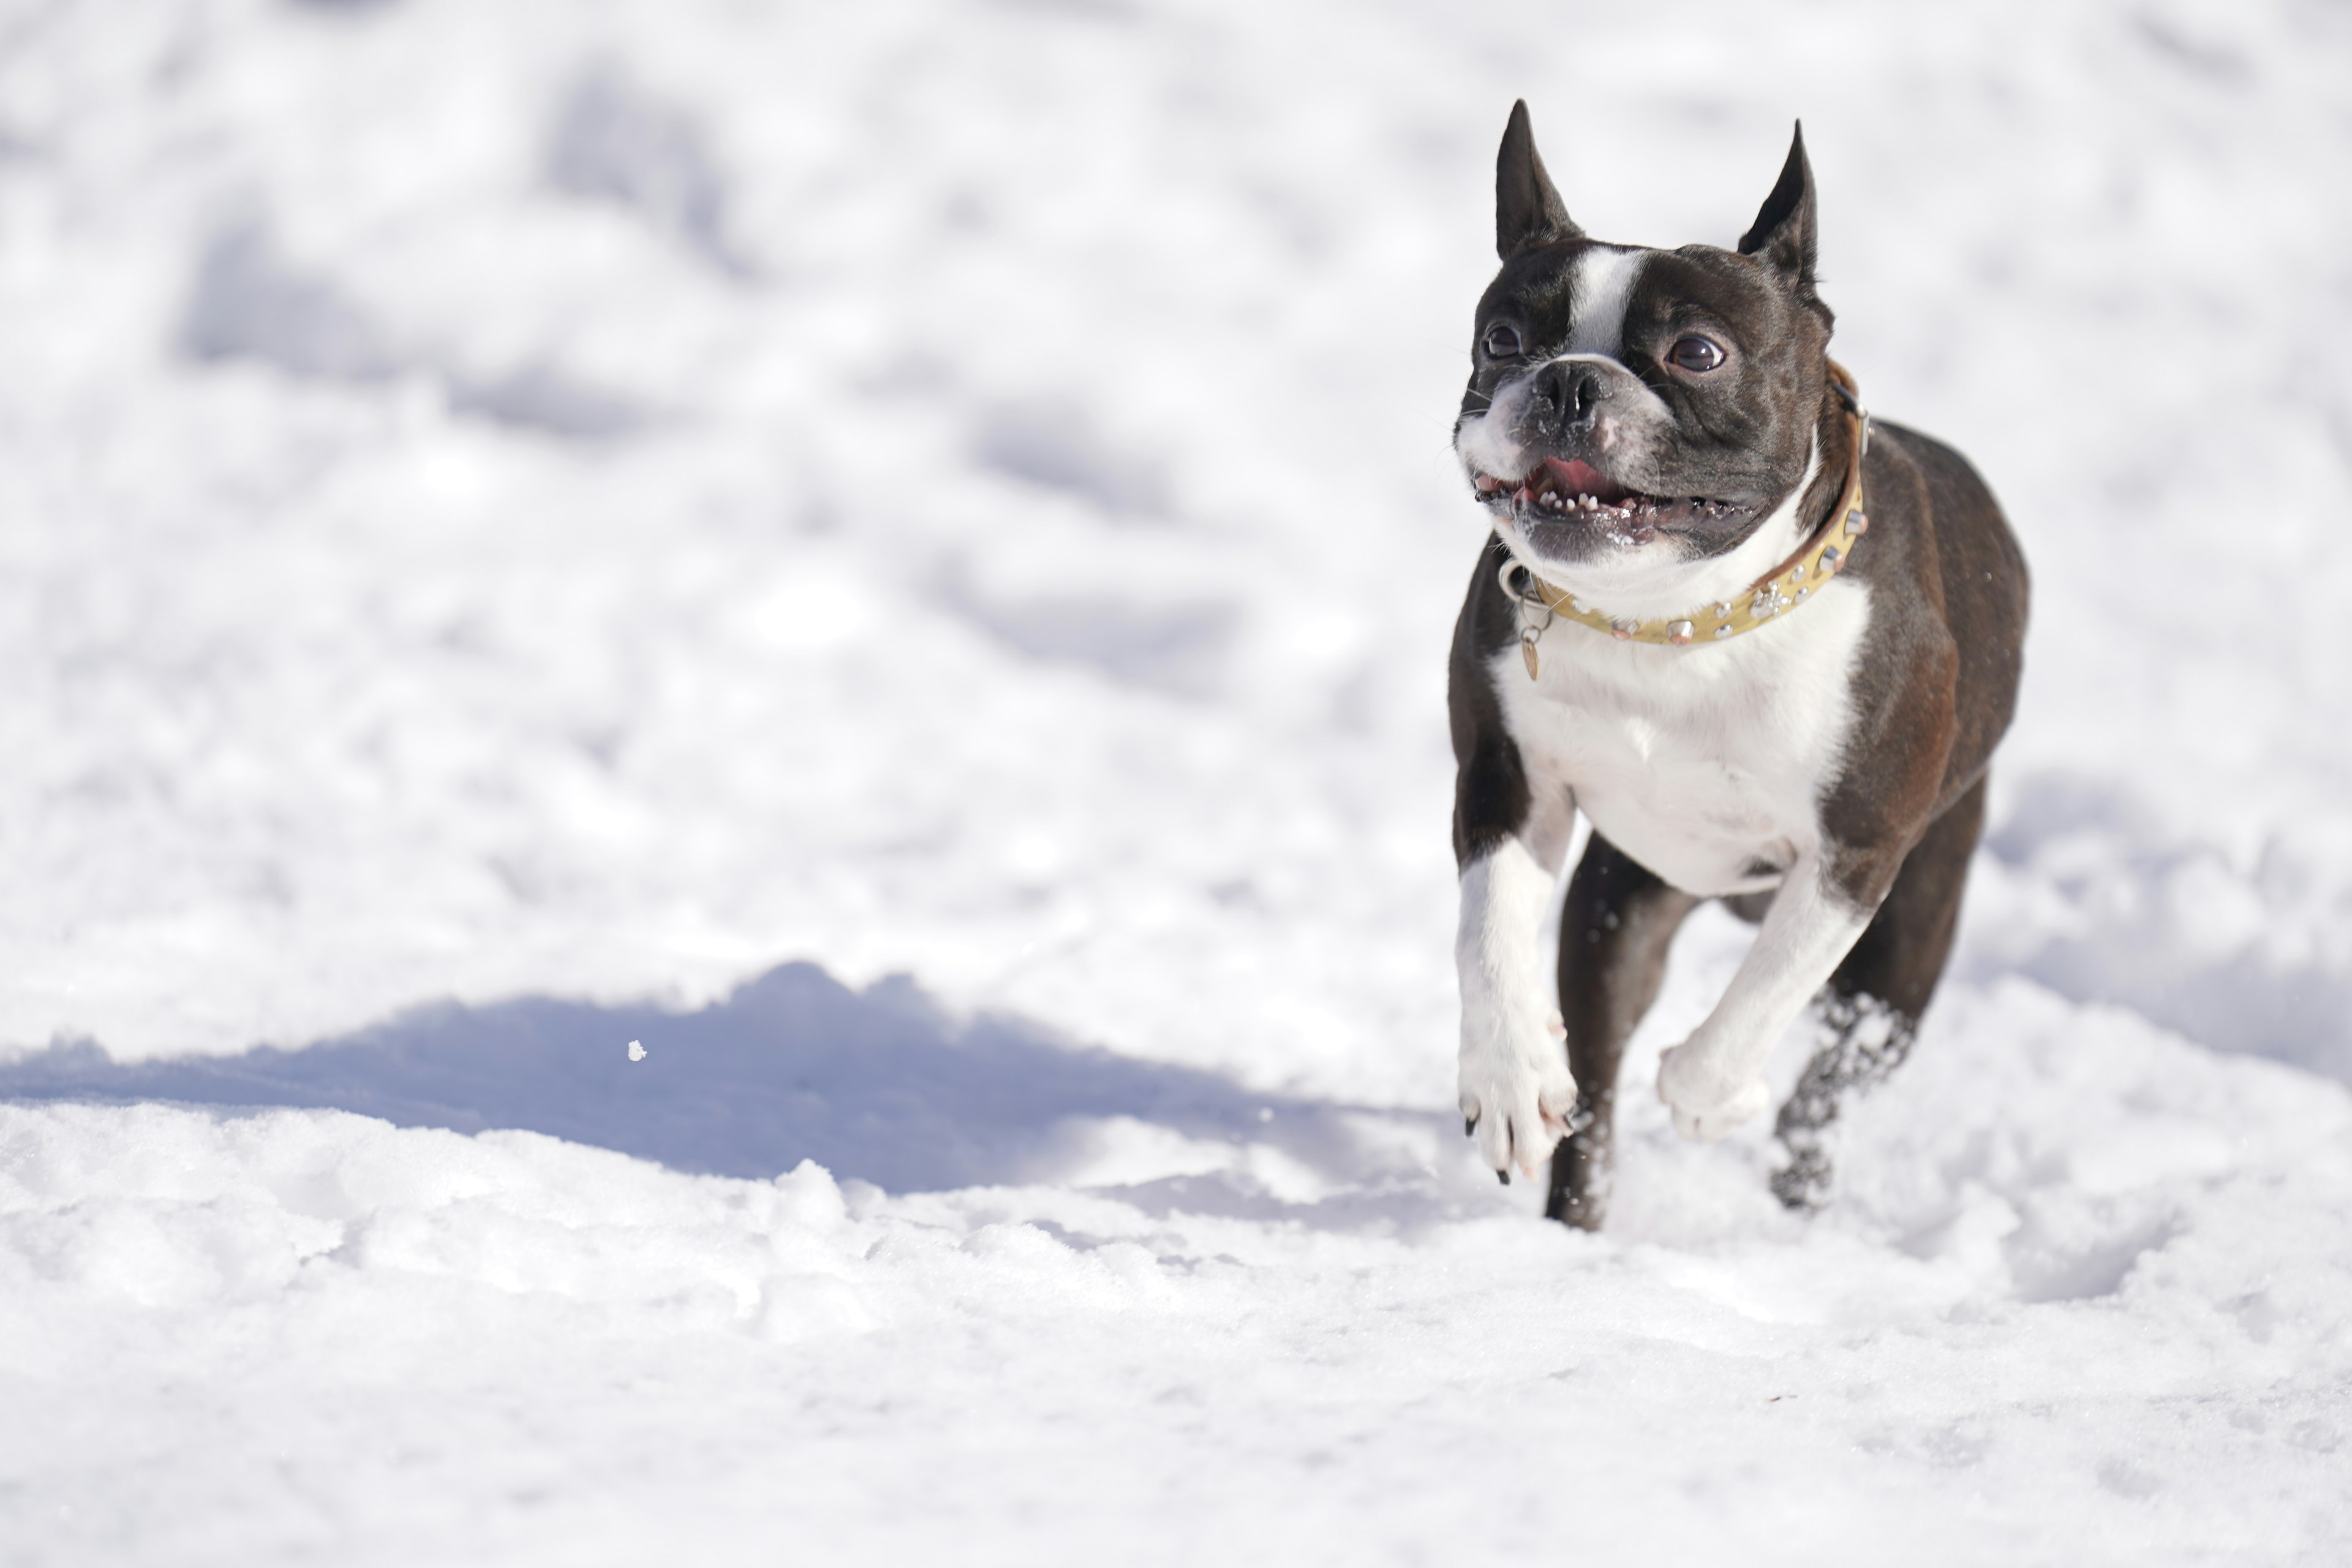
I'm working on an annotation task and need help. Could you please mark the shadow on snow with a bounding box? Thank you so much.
[0,963,1458,1221]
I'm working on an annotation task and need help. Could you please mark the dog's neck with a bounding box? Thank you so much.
[1507,364,1869,653]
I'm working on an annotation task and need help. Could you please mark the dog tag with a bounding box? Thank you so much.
[1521,635,1540,679]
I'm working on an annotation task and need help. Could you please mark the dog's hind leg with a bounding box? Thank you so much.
[1548,833,1700,1229]
[1773,775,1989,1211]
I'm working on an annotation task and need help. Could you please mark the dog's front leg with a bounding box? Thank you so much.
[1457,788,1576,1182]
[1656,853,1872,1140]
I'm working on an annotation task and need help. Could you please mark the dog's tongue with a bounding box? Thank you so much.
[1542,457,1626,501]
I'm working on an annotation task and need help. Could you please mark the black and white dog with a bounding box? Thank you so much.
[1449,104,2027,1225]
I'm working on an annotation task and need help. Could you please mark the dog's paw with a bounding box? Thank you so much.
[1460,1009,1576,1182]
[1656,1041,1770,1142]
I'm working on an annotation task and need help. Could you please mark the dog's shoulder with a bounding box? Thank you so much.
[1825,418,2029,843]
[1446,533,1532,862]
[1862,418,2029,768]
[1863,421,2029,614]
[1447,532,1520,674]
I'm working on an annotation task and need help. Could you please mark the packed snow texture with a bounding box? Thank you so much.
[3,0,2351,1561]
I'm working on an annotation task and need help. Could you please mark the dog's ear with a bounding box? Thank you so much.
[1738,123,1820,298]
[1496,100,1581,260]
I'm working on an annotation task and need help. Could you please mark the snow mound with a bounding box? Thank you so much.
[6,971,2350,1562]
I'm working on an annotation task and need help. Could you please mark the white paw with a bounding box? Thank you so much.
[1460,1008,1576,1182]
[1656,1040,1770,1142]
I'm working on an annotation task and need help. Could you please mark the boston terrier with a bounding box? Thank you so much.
[1449,103,2027,1226]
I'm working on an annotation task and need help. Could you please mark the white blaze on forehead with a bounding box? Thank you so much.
[1566,246,1646,357]
[1453,244,1650,484]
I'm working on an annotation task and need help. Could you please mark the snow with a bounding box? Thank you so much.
[2,0,2350,1560]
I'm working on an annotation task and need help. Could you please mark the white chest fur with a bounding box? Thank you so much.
[1491,577,1872,899]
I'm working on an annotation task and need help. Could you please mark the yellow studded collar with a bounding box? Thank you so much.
[1504,361,1871,676]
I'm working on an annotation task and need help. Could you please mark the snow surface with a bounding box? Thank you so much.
[4,0,2351,1561]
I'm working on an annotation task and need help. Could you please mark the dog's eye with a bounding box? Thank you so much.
[1482,322,1524,360]
[1667,335,1726,372]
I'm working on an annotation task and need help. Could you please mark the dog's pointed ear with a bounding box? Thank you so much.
[1496,100,1581,260]
[1738,123,1819,293]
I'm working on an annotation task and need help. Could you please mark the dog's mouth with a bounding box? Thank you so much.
[1472,457,1747,541]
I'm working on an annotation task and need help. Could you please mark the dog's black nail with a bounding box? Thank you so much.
[1497,1169,1510,1186]
[1464,1117,1476,1136]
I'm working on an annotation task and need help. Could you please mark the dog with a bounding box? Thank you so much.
[1449,103,2027,1226]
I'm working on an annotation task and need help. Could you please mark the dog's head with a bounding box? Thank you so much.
[1454,103,1841,608]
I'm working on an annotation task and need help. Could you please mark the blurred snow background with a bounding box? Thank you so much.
[2,0,2350,1562]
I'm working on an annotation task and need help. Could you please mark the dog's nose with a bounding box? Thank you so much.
[1530,360,1610,432]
